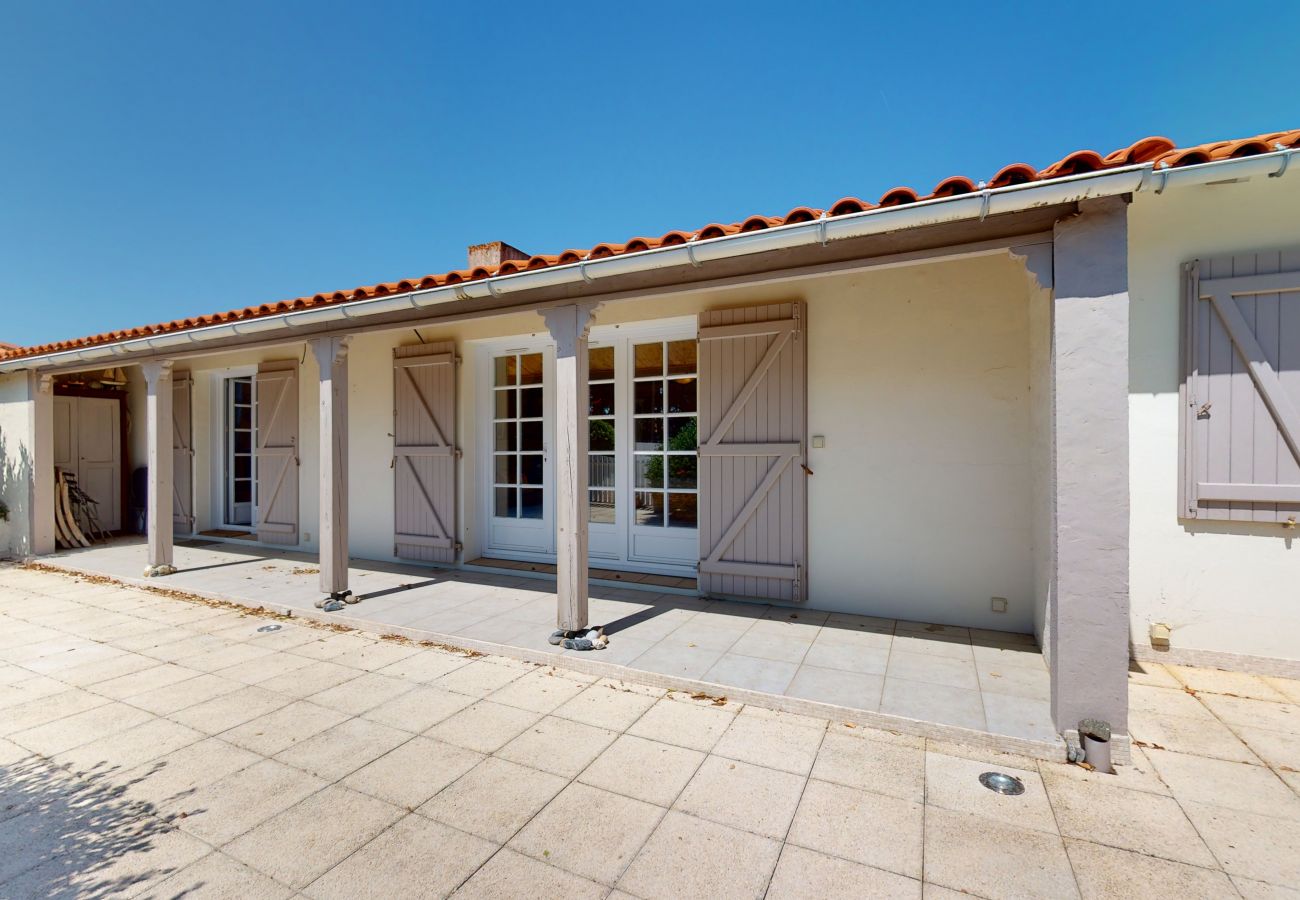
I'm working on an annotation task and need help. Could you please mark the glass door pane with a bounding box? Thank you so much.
[492,351,545,520]
[224,376,255,527]
[631,340,698,529]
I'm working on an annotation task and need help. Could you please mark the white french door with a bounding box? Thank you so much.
[223,375,256,528]
[479,321,698,575]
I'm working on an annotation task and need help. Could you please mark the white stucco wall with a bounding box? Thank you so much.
[0,373,35,557]
[1128,174,1300,664]
[158,255,1036,631]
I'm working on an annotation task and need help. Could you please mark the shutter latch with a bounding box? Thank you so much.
[1196,401,1212,419]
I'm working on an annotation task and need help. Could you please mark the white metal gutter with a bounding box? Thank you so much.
[2,148,1294,374]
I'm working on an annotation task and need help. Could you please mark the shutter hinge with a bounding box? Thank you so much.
[454,447,463,460]
[793,564,802,603]
[454,541,464,554]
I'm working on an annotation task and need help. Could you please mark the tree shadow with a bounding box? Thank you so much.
[0,424,35,558]
[0,751,199,898]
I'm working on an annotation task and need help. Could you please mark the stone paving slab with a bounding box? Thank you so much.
[1,564,1299,898]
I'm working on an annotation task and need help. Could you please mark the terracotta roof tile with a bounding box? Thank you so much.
[4,128,1299,363]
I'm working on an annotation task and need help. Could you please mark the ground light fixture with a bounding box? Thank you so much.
[978,772,1025,795]
[256,623,283,633]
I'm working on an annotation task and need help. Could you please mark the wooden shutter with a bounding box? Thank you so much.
[172,372,194,534]
[1182,250,1300,524]
[393,342,458,562]
[255,360,299,544]
[698,302,807,602]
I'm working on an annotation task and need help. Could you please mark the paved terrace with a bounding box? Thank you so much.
[1,565,1299,898]
[42,537,1059,756]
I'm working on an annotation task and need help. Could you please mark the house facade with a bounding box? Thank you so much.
[2,128,1298,752]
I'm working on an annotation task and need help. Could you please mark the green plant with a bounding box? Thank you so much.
[643,418,698,486]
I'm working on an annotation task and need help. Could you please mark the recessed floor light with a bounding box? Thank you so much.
[979,772,1025,795]
[256,623,283,633]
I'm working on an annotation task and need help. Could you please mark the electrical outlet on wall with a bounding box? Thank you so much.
[990,597,1008,613]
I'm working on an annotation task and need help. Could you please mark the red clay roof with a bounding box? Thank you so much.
[5,128,1298,363]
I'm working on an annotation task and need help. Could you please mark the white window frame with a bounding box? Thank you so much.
[207,366,259,532]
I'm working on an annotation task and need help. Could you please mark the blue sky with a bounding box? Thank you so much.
[2,1,1296,347]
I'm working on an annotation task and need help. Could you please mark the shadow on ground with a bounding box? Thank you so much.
[0,752,200,898]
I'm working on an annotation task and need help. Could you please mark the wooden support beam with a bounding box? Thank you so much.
[542,302,598,632]
[310,335,352,601]
[141,360,175,576]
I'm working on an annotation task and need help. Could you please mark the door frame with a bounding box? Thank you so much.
[208,366,259,532]
[472,317,699,577]
[52,387,128,533]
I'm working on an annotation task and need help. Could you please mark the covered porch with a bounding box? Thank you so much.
[40,537,1059,756]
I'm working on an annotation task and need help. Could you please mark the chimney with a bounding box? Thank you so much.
[468,241,529,269]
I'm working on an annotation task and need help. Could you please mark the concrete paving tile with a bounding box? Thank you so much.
[787,779,923,879]
[1169,665,1291,702]
[1199,694,1300,735]
[427,700,541,754]
[274,717,413,781]
[168,684,292,734]
[1179,800,1300,889]
[1234,724,1300,774]
[420,757,567,842]
[126,672,245,716]
[52,716,207,777]
[0,687,110,735]
[184,641,278,674]
[924,752,1058,834]
[55,650,157,687]
[727,630,815,664]
[1130,707,1261,763]
[214,647,316,685]
[375,647,474,682]
[225,785,403,889]
[452,847,606,900]
[150,850,296,900]
[489,666,591,714]
[618,809,780,899]
[1231,875,1300,899]
[626,638,727,680]
[92,662,203,700]
[879,678,985,731]
[626,694,738,752]
[887,650,979,691]
[1039,744,1172,796]
[579,634,656,665]
[177,758,327,846]
[258,659,365,699]
[360,683,475,733]
[1064,838,1230,899]
[220,700,350,757]
[10,819,211,899]
[889,632,972,660]
[579,734,704,807]
[801,638,890,675]
[712,707,825,775]
[1046,773,1217,866]
[923,805,1078,900]
[10,700,154,757]
[1146,748,1300,820]
[1262,675,1300,705]
[674,754,805,839]
[344,735,483,808]
[767,843,923,900]
[701,652,800,694]
[553,680,661,731]
[785,664,885,710]
[288,632,376,662]
[811,731,925,803]
[1129,682,1216,721]
[974,658,1051,700]
[123,736,263,813]
[1127,660,1182,688]
[437,659,532,698]
[971,641,1048,671]
[982,692,1059,742]
[509,782,664,885]
[306,672,416,717]
[306,813,497,900]
[327,639,421,672]
[496,716,617,778]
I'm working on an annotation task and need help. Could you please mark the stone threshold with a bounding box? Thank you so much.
[39,556,1074,764]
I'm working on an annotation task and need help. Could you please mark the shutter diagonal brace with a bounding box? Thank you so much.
[1209,290,1300,467]
[701,449,798,572]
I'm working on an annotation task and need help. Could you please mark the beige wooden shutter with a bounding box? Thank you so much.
[393,342,458,562]
[1182,250,1300,524]
[256,360,299,544]
[172,372,194,535]
[698,302,807,602]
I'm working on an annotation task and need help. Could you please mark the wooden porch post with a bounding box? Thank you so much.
[141,360,175,576]
[310,335,352,604]
[542,303,598,632]
[28,372,56,556]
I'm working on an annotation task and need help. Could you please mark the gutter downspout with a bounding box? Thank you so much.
[2,149,1293,375]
